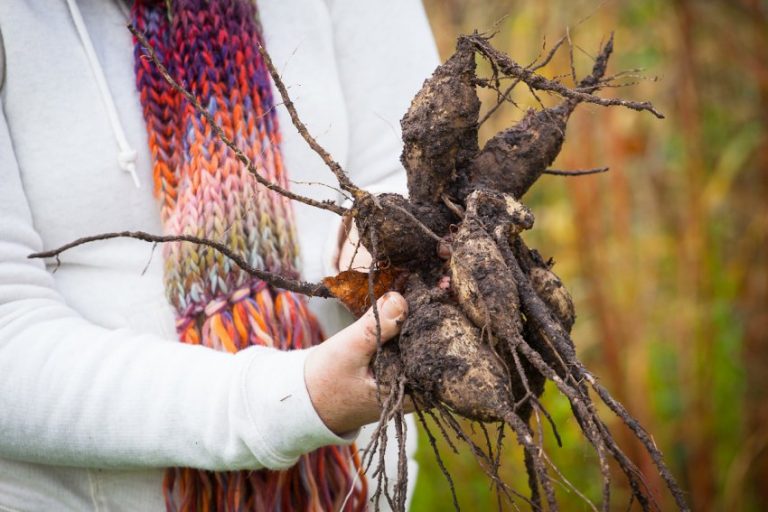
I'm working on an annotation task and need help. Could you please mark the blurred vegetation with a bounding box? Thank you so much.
[411,1,768,510]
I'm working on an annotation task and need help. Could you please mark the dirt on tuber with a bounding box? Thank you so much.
[38,27,689,512]
[329,33,688,512]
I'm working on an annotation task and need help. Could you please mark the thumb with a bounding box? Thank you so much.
[328,292,408,364]
[304,292,409,434]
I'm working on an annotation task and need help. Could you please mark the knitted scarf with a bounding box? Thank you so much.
[131,1,367,509]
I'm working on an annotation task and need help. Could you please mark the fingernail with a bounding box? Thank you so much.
[380,293,405,321]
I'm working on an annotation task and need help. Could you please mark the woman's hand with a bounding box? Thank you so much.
[304,292,408,435]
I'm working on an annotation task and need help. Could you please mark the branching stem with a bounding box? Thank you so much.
[129,24,348,216]
[254,42,365,199]
[543,167,609,176]
[466,33,665,119]
[29,231,331,297]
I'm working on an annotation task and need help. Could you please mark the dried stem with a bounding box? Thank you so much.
[566,26,578,85]
[467,33,665,119]
[128,24,348,216]
[29,231,331,297]
[478,35,568,126]
[254,42,364,199]
[543,167,610,176]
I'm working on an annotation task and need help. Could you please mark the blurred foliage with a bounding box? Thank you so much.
[411,1,768,510]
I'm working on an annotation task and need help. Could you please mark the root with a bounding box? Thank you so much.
[425,408,460,455]
[393,398,409,511]
[367,230,383,356]
[414,405,460,512]
[542,451,600,512]
[491,229,633,511]
[361,375,407,512]
[435,405,526,507]
[530,395,562,448]
[523,448,542,511]
[493,423,505,476]
[587,376,690,512]
[499,232,687,511]
[502,411,557,511]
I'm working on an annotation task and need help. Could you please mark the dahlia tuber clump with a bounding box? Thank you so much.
[330,34,687,512]
[39,27,688,512]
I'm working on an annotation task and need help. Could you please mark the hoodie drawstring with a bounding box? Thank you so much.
[65,0,140,188]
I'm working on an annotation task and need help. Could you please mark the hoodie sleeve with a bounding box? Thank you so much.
[0,100,350,471]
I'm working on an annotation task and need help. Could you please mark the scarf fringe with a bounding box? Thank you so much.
[169,283,368,511]
[163,445,367,512]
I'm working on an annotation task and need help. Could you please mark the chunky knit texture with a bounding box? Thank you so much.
[131,1,366,509]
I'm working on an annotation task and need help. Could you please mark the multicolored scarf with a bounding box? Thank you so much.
[131,1,366,509]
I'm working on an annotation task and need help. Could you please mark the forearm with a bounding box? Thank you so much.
[0,301,349,470]
[0,104,348,472]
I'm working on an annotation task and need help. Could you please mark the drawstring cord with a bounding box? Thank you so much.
[65,0,140,188]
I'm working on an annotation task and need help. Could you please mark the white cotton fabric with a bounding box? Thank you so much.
[0,0,439,510]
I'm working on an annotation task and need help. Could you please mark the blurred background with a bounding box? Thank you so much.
[411,0,767,510]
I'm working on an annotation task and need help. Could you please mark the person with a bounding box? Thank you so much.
[0,0,439,509]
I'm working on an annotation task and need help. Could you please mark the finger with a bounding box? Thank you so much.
[328,292,408,363]
[360,291,408,346]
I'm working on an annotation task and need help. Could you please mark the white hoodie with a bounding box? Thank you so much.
[0,0,439,509]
